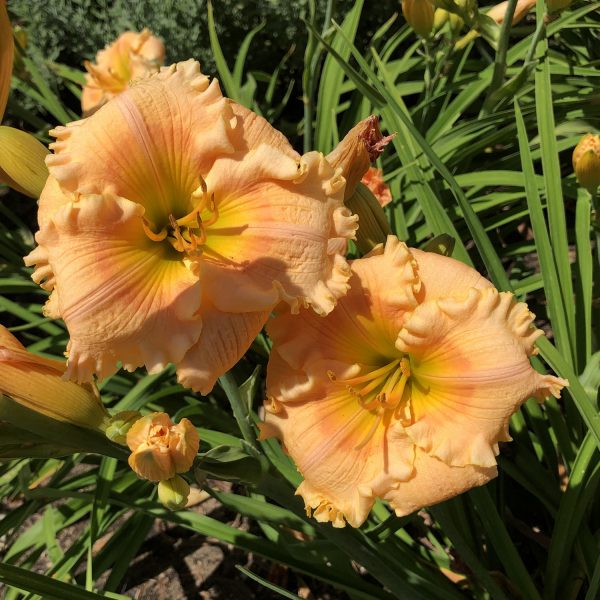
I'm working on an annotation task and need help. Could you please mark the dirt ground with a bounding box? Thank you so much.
[0,480,347,600]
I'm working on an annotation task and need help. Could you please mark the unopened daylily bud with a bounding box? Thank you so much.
[455,0,535,49]
[345,182,392,255]
[0,325,109,429]
[105,410,142,445]
[487,0,536,25]
[127,412,199,482]
[573,134,600,193]
[546,0,572,14]
[435,8,464,34]
[0,0,14,120]
[157,475,191,510]
[0,126,49,197]
[0,3,49,198]
[434,8,449,29]
[326,116,393,201]
[402,0,436,37]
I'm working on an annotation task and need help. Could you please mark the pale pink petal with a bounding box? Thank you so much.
[396,287,568,467]
[30,193,203,382]
[410,247,493,301]
[385,448,497,517]
[266,237,420,399]
[202,149,357,316]
[177,298,271,395]
[52,60,236,226]
[261,389,414,528]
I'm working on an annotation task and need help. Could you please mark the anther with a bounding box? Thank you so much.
[195,213,207,245]
[142,218,168,242]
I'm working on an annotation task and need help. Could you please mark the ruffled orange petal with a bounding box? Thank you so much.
[229,102,297,157]
[27,193,203,381]
[168,418,200,473]
[127,412,199,481]
[266,238,420,399]
[202,149,357,316]
[177,297,271,395]
[409,247,493,302]
[384,448,498,517]
[397,287,568,467]
[260,386,414,528]
[51,60,236,226]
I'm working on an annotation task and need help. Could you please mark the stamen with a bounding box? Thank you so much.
[142,218,168,242]
[358,372,391,397]
[381,364,402,396]
[169,214,187,252]
[202,195,219,227]
[359,391,381,411]
[176,178,218,229]
[354,411,383,451]
[332,356,412,419]
[195,213,207,245]
[384,359,412,409]
[342,360,399,386]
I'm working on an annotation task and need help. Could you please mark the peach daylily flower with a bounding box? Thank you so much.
[25,60,357,393]
[261,237,567,527]
[127,412,199,482]
[361,167,392,207]
[81,29,165,115]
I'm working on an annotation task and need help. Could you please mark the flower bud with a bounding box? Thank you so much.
[127,412,199,482]
[345,182,392,255]
[0,126,49,198]
[157,475,190,510]
[0,325,109,430]
[0,0,14,119]
[572,134,600,193]
[402,0,436,38]
[486,0,536,25]
[105,410,142,445]
[326,116,393,201]
[435,8,464,34]
[546,0,572,14]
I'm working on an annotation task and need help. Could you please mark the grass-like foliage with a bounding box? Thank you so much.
[0,1,599,598]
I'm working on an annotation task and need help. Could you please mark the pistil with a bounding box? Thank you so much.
[141,177,219,256]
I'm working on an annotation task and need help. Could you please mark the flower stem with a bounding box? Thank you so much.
[218,371,258,449]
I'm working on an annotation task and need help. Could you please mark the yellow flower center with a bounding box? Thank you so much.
[141,178,218,256]
[328,357,412,450]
